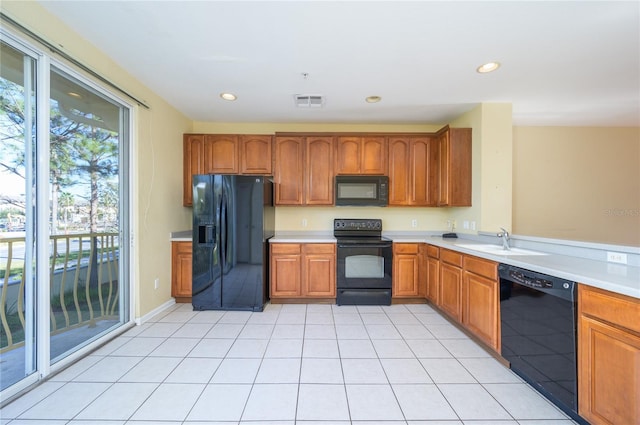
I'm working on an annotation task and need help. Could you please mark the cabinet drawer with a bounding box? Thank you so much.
[304,243,336,254]
[271,243,301,255]
[579,284,640,333]
[394,243,420,254]
[426,245,439,258]
[464,255,497,280]
[441,249,463,267]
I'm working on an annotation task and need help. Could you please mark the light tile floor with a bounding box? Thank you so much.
[1,303,578,425]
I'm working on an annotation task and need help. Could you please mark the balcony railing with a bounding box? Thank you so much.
[0,232,120,353]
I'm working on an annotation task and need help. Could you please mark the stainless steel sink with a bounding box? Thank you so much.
[454,243,548,256]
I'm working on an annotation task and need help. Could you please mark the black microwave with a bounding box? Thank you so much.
[335,175,389,206]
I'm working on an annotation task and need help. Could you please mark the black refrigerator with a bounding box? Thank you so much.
[192,174,275,311]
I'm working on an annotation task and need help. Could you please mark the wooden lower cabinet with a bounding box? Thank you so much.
[270,243,336,299]
[270,243,302,297]
[462,256,499,351]
[578,285,640,425]
[392,243,421,298]
[171,241,192,302]
[431,248,499,352]
[426,245,439,303]
[439,249,463,321]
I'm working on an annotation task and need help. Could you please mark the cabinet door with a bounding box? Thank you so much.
[411,136,437,206]
[418,244,428,297]
[303,245,336,297]
[578,316,640,425]
[274,137,304,205]
[361,136,387,175]
[427,257,439,304]
[241,135,272,174]
[578,285,640,425]
[388,137,410,205]
[306,136,334,205]
[437,129,450,206]
[388,136,436,206]
[437,126,471,207]
[183,134,204,206]
[463,271,499,351]
[440,262,463,321]
[171,241,192,299]
[203,134,239,174]
[394,254,419,297]
[393,244,420,297]
[335,136,361,174]
[270,254,302,297]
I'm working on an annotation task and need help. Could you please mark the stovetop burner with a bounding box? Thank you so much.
[333,218,383,239]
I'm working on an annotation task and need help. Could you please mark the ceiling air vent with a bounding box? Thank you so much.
[294,94,324,108]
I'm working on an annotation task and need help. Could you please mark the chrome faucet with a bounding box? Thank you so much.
[497,227,510,250]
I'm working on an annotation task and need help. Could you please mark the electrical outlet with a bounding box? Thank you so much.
[607,252,627,264]
[154,278,159,289]
[471,221,476,230]
[411,219,418,228]
[302,219,308,227]
[463,220,469,229]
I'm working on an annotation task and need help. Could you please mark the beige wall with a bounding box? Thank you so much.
[513,127,640,247]
[451,103,513,236]
[2,1,193,318]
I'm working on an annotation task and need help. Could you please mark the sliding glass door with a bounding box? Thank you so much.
[48,67,129,363]
[0,38,37,394]
[0,34,131,398]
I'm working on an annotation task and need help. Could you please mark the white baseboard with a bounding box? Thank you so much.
[135,298,176,325]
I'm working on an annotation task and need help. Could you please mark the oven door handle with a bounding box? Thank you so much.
[338,243,392,249]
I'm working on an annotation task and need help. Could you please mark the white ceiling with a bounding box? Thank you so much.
[38,1,639,127]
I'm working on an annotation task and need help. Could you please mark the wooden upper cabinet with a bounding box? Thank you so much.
[362,137,387,174]
[274,135,334,206]
[436,126,471,206]
[388,136,437,206]
[183,134,204,206]
[274,137,304,205]
[203,134,239,174]
[336,136,387,175]
[388,137,410,205]
[240,135,272,175]
[305,136,335,205]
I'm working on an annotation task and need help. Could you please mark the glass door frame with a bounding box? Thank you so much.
[0,29,135,403]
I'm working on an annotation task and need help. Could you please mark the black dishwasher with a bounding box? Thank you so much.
[499,264,585,424]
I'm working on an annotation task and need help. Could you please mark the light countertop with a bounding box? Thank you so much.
[172,230,639,299]
[270,232,336,243]
[387,233,640,300]
[170,230,192,241]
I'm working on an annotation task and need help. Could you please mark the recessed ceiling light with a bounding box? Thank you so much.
[476,62,501,73]
[366,96,382,103]
[68,91,82,98]
[220,93,237,101]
